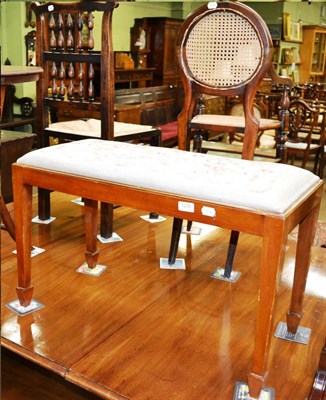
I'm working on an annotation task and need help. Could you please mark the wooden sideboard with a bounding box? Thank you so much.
[91,63,156,93]
[130,17,183,87]
[54,103,141,124]
[114,68,155,89]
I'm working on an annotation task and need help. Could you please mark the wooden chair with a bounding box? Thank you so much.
[285,99,324,178]
[202,97,278,159]
[175,2,292,160]
[31,1,161,239]
[167,1,292,269]
[293,82,326,102]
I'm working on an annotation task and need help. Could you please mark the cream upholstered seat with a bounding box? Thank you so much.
[17,139,320,215]
[219,102,277,152]
[47,119,159,141]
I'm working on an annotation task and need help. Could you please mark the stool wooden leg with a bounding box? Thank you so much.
[287,204,320,334]
[84,198,99,269]
[247,218,287,399]
[13,169,34,307]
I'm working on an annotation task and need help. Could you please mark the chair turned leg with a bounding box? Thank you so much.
[84,199,99,269]
[186,220,192,232]
[168,218,183,265]
[100,202,114,239]
[287,204,320,334]
[38,188,51,221]
[223,230,239,278]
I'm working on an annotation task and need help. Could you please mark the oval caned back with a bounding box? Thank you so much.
[184,10,263,89]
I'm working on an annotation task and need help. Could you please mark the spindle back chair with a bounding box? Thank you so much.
[31,1,161,238]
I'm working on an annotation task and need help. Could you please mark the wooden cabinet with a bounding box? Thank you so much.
[55,103,141,124]
[135,17,183,87]
[203,95,226,115]
[300,26,326,83]
[114,68,155,89]
[1,130,36,203]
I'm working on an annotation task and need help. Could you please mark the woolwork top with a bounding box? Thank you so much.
[191,114,280,129]
[47,119,157,137]
[17,139,320,215]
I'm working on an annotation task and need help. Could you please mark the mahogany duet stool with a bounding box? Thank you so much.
[11,139,323,399]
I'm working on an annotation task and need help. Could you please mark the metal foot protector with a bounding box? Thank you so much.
[6,299,44,316]
[160,258,186,270]
[13,246,45,257]
[76,262,107,276]
[32,216,56,224]
[274,321,311,344]
[71,197,84,205]
[210,267,241,282]
[140,214,166,223]
[97,232,123,243]
[233,382,275,400]
[181,225,202,235]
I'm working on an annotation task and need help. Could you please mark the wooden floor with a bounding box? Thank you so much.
[1,191,325,400]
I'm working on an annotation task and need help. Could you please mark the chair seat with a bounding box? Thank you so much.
[47,118,158,138]
[190,114,280,131]
[160,121,178,140]
[298,132,322,142]
[17,139,319,215]
[285,142,320,150]
[222,132,276,150]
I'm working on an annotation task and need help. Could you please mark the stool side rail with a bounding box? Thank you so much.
[11,162,323,400]
[13,163,322,237]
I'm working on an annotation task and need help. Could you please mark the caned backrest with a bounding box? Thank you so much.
[175,1,285,154]
[176,2,273,95]
[31,1,118,147]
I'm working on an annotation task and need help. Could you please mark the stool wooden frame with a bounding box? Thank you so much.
[12,154,323,399]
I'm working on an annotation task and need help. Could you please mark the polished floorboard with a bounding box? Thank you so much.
[1,191,325,400]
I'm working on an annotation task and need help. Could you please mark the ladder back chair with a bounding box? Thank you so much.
[167,1,292,268]
[31,1,161,239]
[285,99,325,178]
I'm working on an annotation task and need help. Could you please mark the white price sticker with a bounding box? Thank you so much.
[178,201,195,213]
[201,206,216,217]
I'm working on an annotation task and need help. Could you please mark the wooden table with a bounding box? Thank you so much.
[0,65,43,241]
